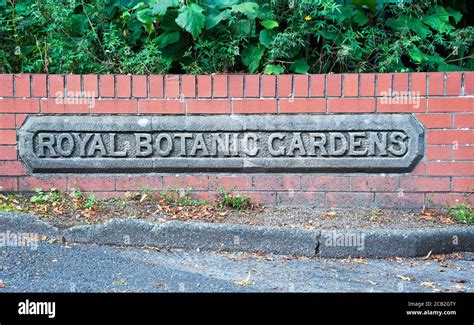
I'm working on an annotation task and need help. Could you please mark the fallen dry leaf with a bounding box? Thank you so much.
[422,250,433,260]
[324,211,337,219]
[0,281,5,288]
[397,275,414,281]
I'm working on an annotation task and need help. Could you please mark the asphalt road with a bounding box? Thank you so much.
[0,241,473,293]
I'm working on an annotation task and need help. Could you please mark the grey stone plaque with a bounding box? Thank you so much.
[18,114,424,173]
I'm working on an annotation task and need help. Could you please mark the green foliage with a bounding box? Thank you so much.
[0,0,472,74]
[160,188,206,207]
[30,188,65,204]
[217,188,251,210]
[448,203,474,224]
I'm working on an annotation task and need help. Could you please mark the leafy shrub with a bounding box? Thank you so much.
[0,0,472,74]
[448,203,473,224]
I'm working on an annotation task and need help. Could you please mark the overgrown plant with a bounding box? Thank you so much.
[448,202,473,224]
[0,0,472,74]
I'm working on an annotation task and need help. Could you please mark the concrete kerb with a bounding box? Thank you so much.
[0,212,472,258]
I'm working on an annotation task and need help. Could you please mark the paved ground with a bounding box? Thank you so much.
[0,241,473,293]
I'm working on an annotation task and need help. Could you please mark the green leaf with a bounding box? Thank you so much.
[204,0,239,10]
[352,10,368,26]
[407,18,430,38]
[259,29,276,47]
[423,6,453,32]
[261,20,278,30]
[409,47,424,64]
[175,3,206,39]
[446,7,462,24]
[137,9,154,24]
[154,31,180,48]
[241,44,264,73]
[290,59,309,74]
[151,0,178,16]
[206,9,231,30]
[231,2,260,19]
[263,64,284,75]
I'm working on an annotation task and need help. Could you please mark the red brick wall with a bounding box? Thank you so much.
[0,73,473,209]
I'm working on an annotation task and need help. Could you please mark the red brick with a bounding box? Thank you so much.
[237,191,276,205]
[327,74,341,97]
[99,75,114,97]
[132,75,147,98]
[92,100,137,114]
[253,176,300,191]
[190,191,217,202]
[16,114,28,128]
[411,161,426,176]
[293,75,309,97]
[359,73,375,97]
[428,193,473,207]
[277,75,292,98]
[15,74,30,97]
[377,98,426,112]
[163,175,209,190]
[41,99,89,114]
[181,75,195,98]
[149,75,164,98]
[327,192,373,209]
[229,75,244,98]
[233,99,276,113]
[0,146,17,160]
[32,74,47,97]
[19,177,67,191]
[426,146,451,160]
[0,75,13,96]
[83,75,98,97]
[68,177,115,191]
[116,75,131,98]
[139,100,185,114]
[0,177,17,191]
[209,176,252,191]
[0,161,27,176]
[428,72,444,96]
[66,75,81,94]
[351,176,399,192]
[400,177,450,192]
[279,98,325,113]
[187,100,230,114]
[426,162,473,176]
[428,97,473,112]
[197,75,211,98]
[116,176,163,191]
[410,72,426,96]
[261,75,276,97]
[49,75,64,97]
[0,98,39,113]
[0,130,15,145]
[277,191,325,207]
[416,114,452,128]
[213,75,228,98]
[310,74,325,97]
[454,114,474,128]
[244,75,259,97]
[375,192,424,208]
[328,98,375,113]
[393,73,408,93]
[303,177,349,191]
[453,146,474,160]
[445,72,462,96]
[343,74,358,97]
[452,178,474,192]
[465,72,474,95]
[0,114,15,128]
[377,73,392,96]
[427,130,474,145]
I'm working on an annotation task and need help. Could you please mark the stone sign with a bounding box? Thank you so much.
[18,114,424,173]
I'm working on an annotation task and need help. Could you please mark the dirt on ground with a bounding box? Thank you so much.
[0,190,469,231]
